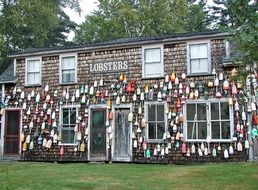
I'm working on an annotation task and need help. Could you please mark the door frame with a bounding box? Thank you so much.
[1,108,22,157]
[111,104,132,162]
[88,104,108,161]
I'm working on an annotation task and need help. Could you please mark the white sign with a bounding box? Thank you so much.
[89,60,128,73]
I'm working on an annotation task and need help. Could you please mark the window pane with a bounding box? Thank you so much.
[62,108,69,124]
[187,122,196,139]
[62,129,74,144]
[70,108,76,124]
[197,122,207,139]
[157,123,165,139]
[33,73,40,84]
[148,104,156,121]
[145,62,161,77]
[145,48,161,63]
[187,104,195,120]
[190,45,199,59]
[199,58,208,72]
[198,44,208,58]
[211,103,219,120]
[148,123,156,139]
[62,70,75,83]
[190,59,200,73]
[62,57,75,69]
[28,60,40,72]
[221,121,230,139]
[157,105,164,121]
[197,103,206,120]
[27,73,34,85]
[211,121,220,139]
[221,102,229,119]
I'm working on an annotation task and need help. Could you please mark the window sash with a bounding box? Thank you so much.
[185,101,232,141]
[146,103,166,140]
[61,107,77,144]
[143,47,163,78]
[26,59,41,85]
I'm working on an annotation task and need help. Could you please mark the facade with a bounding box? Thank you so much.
[0,30,257,163]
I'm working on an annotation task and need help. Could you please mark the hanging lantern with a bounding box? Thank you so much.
[126,82,132,94]
[181,143,187,154]
[165,75,170,82]
[219,72,224,81]
[181,73,186,80]
[231,82,237,95]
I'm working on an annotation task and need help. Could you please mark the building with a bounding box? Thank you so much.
[0,30,257,163]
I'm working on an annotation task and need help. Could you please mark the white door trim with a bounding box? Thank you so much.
[111,104,132,162]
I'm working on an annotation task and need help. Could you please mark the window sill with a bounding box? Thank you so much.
[142,76,164,80]
[146,139,165,144]
[187,73,213,77]
[59,143,77,146]
[185,139,233,143]
[59,82,77,86]
[25,84,42,88]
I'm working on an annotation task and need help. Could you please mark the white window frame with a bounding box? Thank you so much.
[145,101,167,143]
[59,53,77,84]
[187,40,211,75]
[25,57,42,86]
[142,44,164,79]
[183,99,234,143]
[59,104,79,145]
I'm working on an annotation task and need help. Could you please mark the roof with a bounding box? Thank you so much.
[0,63,17,84]
[9,30,229,58]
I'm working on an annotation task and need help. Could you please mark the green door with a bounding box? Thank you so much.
[90,109,106,161]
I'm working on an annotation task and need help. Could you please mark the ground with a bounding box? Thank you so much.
[0,162,257,190]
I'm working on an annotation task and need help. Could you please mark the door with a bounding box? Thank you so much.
[113,107,131,161]
[4,110,20,155]
[90,108,106,161]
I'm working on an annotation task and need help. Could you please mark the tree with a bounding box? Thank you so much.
[74,0,211,43]
[0,0,80,72]
[209,0,258,72]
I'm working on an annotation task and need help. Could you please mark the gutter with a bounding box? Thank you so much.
[9,32,229,58]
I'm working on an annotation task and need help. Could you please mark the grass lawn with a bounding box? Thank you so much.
[0,162,257,190]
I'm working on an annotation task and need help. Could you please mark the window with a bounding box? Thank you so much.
[26,58,41,86]
[187,42,210,74]
[60,107,77,144]
[185,100,233,142]
[60,55,76,83]
[142,45,164,78]
[145,102,167,141]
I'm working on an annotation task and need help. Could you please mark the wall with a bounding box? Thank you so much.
[2,37,251,163]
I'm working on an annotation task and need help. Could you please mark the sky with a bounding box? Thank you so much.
[66,0,215,41]
[65,0,99,40]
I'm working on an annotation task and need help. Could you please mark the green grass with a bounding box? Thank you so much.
[0,162,257,190]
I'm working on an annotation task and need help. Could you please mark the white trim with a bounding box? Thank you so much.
[144,101,167,143]
[142,44,164,79]
[59,104,80,145]
[1,108,22,157]
[187,40,211,75]
[88,104,107,161]
[25,57,42,86]
[183,99,233,142]
[59,53,78,84]
[111,104,132,162]
[9,32,230,58]
[14,59,16,77]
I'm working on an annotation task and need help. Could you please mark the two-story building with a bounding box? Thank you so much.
[0,30,257,163]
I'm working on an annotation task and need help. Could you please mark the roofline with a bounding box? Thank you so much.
[0,78,17,84]
[9,32,229,58]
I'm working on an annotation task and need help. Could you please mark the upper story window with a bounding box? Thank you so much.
[187,41,211,75]
[145,102,167,142]
[142,45,164,78]
[60,106,78,144]
[60,54,77,84]
[184,100,233,142]
[26,58,41,86]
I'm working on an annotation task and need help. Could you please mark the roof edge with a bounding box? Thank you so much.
[9,31,229,58]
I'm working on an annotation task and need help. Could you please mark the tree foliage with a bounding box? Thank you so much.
[74,0,211,43]
[210,0,258,69]
[0,0,79,72]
